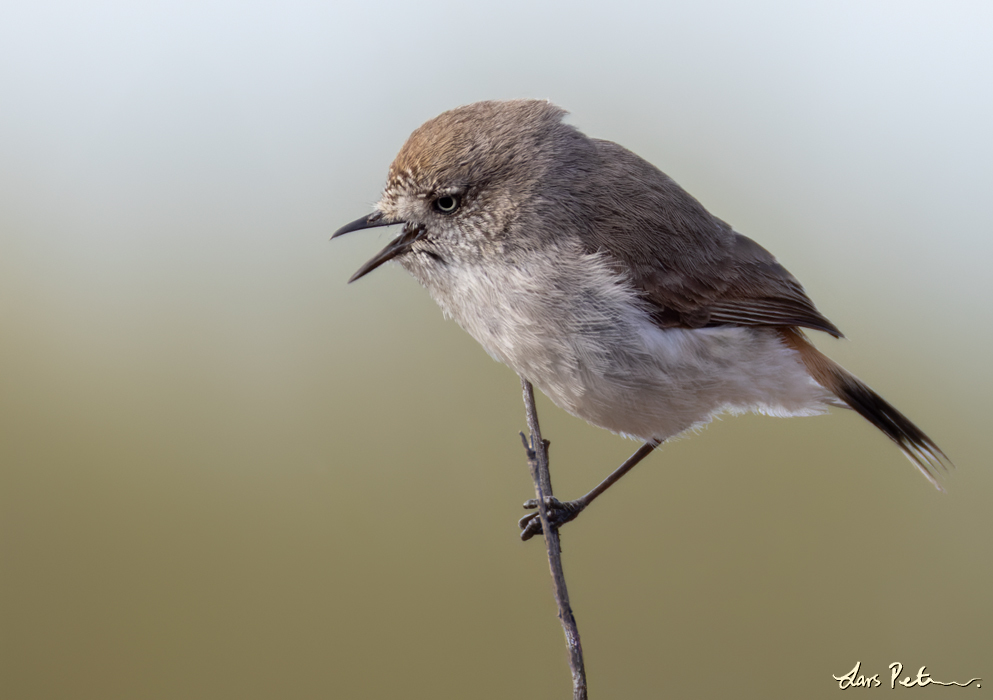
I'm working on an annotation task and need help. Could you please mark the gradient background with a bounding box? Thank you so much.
[2,1,991,698]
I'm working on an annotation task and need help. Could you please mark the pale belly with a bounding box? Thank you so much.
[403,246,835,441]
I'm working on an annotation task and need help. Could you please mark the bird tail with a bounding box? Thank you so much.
[779,328,951,491]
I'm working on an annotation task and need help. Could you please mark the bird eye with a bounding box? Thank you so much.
[434,194,460,214]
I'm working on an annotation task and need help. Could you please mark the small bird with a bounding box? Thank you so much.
[333,99,950,537]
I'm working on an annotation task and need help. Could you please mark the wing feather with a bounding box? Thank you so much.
[577,139,842,337]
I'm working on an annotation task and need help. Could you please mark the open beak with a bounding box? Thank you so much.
[331,212,420,283]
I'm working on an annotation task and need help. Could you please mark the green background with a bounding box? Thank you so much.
[2,1,990,698]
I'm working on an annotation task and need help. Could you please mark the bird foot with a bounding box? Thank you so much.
[519,497,587,541]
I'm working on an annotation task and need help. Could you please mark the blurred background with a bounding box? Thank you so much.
[1,1,991,698]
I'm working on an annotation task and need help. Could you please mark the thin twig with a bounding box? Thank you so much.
[520,377,588,700]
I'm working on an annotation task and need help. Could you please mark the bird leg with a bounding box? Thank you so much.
[519,439,662,540]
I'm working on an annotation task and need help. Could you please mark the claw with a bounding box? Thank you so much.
[519,512,544,541]
[518,496,587,540]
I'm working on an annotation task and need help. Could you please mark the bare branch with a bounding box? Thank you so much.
[519,377,588,700]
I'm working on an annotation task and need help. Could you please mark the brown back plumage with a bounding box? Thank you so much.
[573,138,842,337]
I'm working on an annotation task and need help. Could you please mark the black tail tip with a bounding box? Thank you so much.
[835,374,952,491]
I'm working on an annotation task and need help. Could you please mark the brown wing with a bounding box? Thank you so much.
[633,231,843,337]
[577,139,843,338]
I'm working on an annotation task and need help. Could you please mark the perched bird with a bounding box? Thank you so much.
[333,99,949,537]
